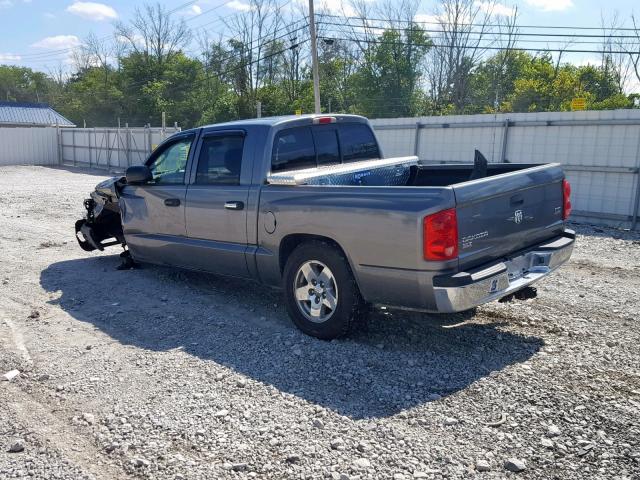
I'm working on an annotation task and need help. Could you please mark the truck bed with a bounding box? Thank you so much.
[267,155,545,189]
[258,161,566,309]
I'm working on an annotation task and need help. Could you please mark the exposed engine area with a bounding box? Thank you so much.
[75,176,126,252]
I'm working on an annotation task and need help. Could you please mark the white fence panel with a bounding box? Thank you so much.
[371,109,640,229]
[0,127,58,166]
[60,127,181,170]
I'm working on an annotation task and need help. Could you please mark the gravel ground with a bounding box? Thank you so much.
[0,165,639,480]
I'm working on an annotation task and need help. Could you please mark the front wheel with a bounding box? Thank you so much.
[283,241,364,340]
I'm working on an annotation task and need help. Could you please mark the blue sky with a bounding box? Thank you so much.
[1,0,639,74]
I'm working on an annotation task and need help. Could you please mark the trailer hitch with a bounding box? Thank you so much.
[498,286,538,303]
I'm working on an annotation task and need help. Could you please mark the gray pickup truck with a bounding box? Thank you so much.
[76,114,574,339]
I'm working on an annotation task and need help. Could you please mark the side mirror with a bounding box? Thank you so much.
[125,165,152,184]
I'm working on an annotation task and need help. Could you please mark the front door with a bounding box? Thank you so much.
[183,130,251,277]
[120,133,195,266]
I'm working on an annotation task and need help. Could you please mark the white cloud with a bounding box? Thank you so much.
[0,53,21,62]
[44,12,56,19]
[414,13,441,25]
[525,0,573,12]
[116,33,146,48]
[0,0,13,8]
[475,1,515,17]
[576,57,600,67]
[182,4,202,16]
[66,1,118,21]
[32,35,81,50]
[314,0,377,17]
[227,0,250,12]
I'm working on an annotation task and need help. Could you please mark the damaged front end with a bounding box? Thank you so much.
[75,176,126,252]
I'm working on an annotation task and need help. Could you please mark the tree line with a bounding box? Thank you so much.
[1,0,639,128]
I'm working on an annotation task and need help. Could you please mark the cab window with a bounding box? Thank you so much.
[271,127,316,172]
[270,123,380,172]
[147,136,194,184]
[196,134,245,185]
[313,127,340,167]
[339,124,380,162]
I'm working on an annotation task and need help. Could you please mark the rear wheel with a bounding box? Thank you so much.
[283,241,364,339]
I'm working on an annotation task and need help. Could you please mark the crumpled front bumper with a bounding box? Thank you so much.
[433,230,575,313]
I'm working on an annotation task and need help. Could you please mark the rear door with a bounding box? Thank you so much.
[120,133,195,266]
[453,165,566,270]
[183,130,251,277]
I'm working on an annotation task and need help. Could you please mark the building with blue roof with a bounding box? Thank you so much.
[0,101,75,127]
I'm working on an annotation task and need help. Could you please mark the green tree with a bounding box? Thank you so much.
[350,26,432,118]
[0,65,56,103]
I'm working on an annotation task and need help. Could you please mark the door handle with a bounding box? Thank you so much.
[164,198,181,207]
[224,201,244,211]
[510,194,524,206]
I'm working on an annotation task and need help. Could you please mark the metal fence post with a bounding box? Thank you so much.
[56,123,62,165]
[88,128,92,168]
[631,129,640,230]
[633,175,640,230]
[125,123,130,167]
[413,122,422,159]
[116,122,121,169]
[106,130,111,170]
[500,118,510,163]
[71,129,76,167]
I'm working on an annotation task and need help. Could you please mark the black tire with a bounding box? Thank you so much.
[283,240,364,340]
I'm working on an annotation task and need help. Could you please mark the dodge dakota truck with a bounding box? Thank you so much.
[75,114,575,339]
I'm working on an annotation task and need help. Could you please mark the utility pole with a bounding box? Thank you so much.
[308,0,321,114]
[256,100,262,118]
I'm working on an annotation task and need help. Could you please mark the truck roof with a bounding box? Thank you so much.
[185,114,369,134]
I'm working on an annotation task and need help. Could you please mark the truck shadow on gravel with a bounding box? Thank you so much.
[40,255,543,419]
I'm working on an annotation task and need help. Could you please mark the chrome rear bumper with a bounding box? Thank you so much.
[433,231,575,313]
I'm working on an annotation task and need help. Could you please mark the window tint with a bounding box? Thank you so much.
[196,134,244,185]
[313,127,340,166]
[271,127,316,172]
[147,136,193,184]
[339,124,380,162]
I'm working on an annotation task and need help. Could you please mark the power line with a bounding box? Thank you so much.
[317,24,640,47]
[317,19,640,40]
[119,21,309,94]
[6,0,239,61]
[322,37,640,55]
[318,34,640,56]
[319,13,640,33]
[189,0,297,37]
[155,37,311,100]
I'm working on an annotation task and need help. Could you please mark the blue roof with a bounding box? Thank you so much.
[0,101,75,127]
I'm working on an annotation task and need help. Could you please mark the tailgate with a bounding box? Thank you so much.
[453,164,565,269]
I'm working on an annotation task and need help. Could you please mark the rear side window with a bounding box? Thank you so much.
[313,127,340,166]
[339,124,380,162]
[271,127,316,172]
[196,134,244,185]
[270,122,380,172]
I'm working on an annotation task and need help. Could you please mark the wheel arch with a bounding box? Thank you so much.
[278,234,361,287]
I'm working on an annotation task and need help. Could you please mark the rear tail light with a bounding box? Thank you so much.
[562,179,572,220]
[423,208,458,261]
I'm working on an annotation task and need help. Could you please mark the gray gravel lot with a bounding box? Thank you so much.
[0,165,639,479]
